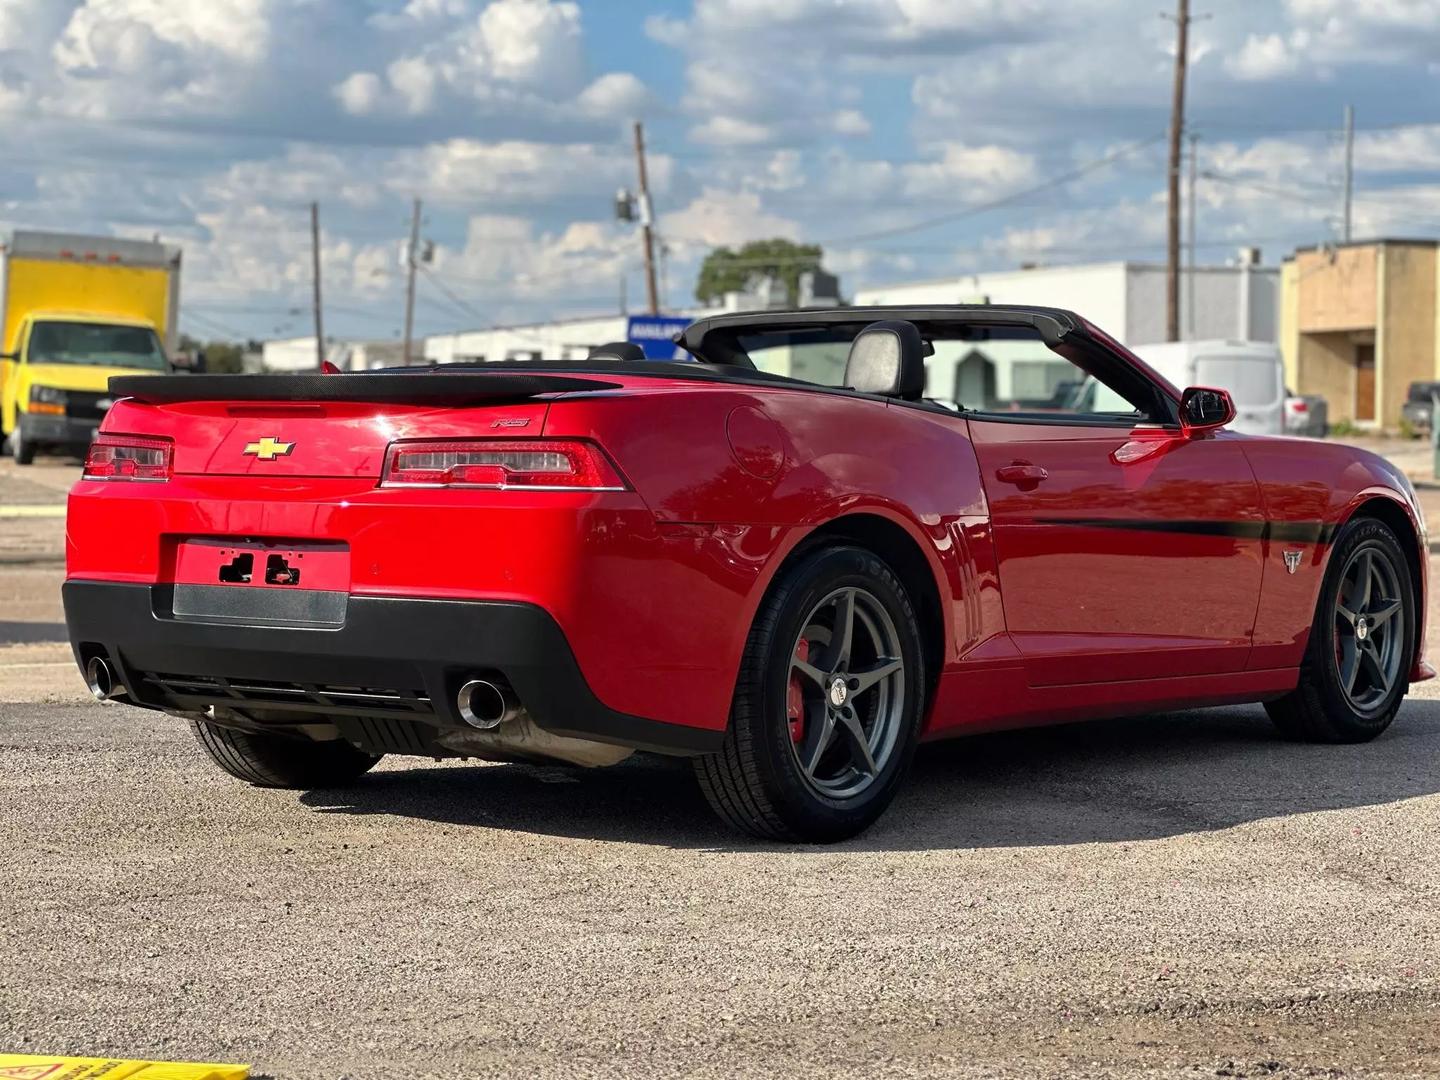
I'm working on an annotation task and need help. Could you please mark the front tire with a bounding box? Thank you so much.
[10,423,34,465]
[695,545,926,843]
[1265,516,1415,743]
[190,719,382,788]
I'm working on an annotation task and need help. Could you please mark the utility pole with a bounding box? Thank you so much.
[309,201,324,369]
[632,120,660,315]
[1164,0,1191,342]
[1342,104,1354,243]
[1186,133,1198,340]
[402,197,421,365]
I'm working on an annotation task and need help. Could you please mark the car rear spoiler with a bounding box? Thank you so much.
[109,372,622,405]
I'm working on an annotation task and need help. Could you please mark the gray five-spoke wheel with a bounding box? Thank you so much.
[786,586,906,800]
[1334,544,1405,713]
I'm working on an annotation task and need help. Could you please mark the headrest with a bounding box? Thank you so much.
[843,320,925,400]
[588,342,647,362]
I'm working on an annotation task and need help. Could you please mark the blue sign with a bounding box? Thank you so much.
[626,315,691,360]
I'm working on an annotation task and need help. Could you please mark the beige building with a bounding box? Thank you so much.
[1280,239,1440,428]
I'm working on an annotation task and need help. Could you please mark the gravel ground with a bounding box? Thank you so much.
[1,696,1439,1078]
[2,561,1440,1077]
[5,447,1440,1077]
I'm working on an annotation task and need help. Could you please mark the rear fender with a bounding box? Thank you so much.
[546,389,987,682]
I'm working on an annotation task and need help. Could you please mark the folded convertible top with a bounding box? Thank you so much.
[109,372,622,405]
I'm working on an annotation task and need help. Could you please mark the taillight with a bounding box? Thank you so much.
[380,439,628,491]
[1291,400,1308,413]
[83,434,173,481]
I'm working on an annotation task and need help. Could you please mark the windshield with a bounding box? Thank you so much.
[27,320,168,371]
[1408,382,1440,403]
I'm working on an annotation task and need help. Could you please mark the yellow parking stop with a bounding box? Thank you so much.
[0,1055,248,1080]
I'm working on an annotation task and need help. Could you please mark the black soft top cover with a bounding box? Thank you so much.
[110,372,623,405]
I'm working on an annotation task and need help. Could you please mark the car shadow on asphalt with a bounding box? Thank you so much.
[298,699,1440,852]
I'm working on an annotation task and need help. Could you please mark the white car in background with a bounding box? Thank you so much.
[1133,340,1287,436]
[1284,388,1329,438]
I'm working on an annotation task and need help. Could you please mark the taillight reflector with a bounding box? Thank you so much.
[381,439,627,491]
[83,434,173,481]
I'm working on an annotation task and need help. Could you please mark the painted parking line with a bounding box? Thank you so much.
[0,1055,248,1079]
[0,622,68,645]
[0,505,65,518]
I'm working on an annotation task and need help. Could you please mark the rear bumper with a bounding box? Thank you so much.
[62,580,724,757]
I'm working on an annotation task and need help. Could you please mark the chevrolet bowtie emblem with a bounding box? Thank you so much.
[243,437,295,460]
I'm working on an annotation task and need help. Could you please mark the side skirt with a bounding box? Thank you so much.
[922,664,1300,740]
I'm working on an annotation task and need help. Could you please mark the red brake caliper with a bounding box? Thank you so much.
[788,639,810,743]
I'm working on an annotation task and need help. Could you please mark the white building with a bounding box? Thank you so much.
[256,337,404,372]
[425,313,641,365]
[854,257,1279,405]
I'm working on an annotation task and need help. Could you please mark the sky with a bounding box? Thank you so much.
[0,0,1436,344]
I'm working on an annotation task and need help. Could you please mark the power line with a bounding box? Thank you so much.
[182,310,250,340]
[827,133,1167,245]
[418,265,486,322]
[1200,171,1336,205]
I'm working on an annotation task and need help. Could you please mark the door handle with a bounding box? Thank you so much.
[995,463,1049,486]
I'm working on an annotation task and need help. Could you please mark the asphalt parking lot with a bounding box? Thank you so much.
[4,454,1440,1078]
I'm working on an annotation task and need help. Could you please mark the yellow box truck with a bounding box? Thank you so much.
[0,230,181,464]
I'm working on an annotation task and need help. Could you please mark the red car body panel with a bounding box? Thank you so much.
[63,307,1431,758]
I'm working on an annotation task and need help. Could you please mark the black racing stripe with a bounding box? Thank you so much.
[1265,521,1338,545]
[1036,517,1336,544]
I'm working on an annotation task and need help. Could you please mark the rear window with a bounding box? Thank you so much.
[1408,382,1440,403]
[1194,356,1280,407]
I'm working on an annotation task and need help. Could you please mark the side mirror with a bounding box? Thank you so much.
[1180,386,1236,433]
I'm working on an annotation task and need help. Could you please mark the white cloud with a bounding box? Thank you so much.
[575,72,649,117]
[831,109,872,137]
[432,213,633,311]
[660,190,801,248]
[901,143,1036,200]
[391,138,671,206]
[333,0,642,129]
[477,0,581,83]
[1226,32,1303,80]
[333,71,384,115]
[43,0,276,116]
[690,116,776,146]
[654,0,1057,153]
[1357,125,1440,173]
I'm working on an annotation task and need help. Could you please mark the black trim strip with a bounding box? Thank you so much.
[1035,518,1337,544]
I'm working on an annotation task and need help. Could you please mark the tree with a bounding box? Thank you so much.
[694,238,824,306]
[178,334,245,374]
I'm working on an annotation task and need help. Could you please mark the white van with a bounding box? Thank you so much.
[1132,340,1286,436]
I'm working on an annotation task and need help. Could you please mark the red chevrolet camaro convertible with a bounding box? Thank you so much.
[63,306,1431,841]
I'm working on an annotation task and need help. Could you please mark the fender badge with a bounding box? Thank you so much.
[1283,550,1302,574]
[243,436,294,460]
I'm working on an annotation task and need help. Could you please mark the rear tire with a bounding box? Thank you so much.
[1265,516,1414,743]
[694,545,925,843]
[190,719,382,788]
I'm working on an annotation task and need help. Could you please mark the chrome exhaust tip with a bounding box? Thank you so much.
[85,656,124,701]
[457,679,518,731]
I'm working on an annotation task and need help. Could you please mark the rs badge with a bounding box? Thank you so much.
[243,436,294,460]
[1283,550,1302,574]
